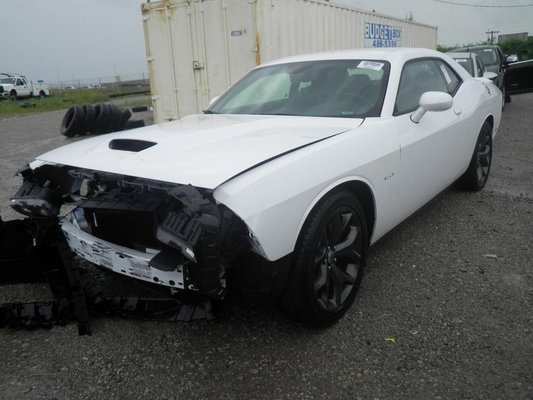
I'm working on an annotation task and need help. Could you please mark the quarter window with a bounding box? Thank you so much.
[476,57,485,77]
[395,59,461,115]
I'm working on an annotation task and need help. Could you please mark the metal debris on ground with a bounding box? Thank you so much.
[0,216,214,335]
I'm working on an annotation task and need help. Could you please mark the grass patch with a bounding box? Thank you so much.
[0,88,151,119]
[0,89,110,119]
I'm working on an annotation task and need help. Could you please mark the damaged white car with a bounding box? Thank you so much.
[9,48,501,326]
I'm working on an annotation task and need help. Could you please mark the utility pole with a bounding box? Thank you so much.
[486,29,499,44]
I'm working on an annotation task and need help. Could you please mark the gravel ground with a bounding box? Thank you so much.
[0,95,532,400]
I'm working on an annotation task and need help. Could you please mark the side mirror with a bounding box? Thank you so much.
[506,54,519,64]
[410,91,453,123]
[483,71,498,80]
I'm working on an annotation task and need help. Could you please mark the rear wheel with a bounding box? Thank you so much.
[282,191,367,326]
[459,121,493,191]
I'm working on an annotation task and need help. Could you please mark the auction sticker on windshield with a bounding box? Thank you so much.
[358,60,384,71]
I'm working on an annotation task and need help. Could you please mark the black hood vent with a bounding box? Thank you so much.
[108,139,156,152]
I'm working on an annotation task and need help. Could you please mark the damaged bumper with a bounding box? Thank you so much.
[9,165,252,300]
[61,215,188,289]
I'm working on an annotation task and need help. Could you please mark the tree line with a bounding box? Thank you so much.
[438,37,533,61]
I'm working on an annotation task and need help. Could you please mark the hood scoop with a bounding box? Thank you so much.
[108,139,156,152]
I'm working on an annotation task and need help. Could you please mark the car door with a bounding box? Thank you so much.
[506,59,533,94]
[16,78,31,97]
[393,58,464,223]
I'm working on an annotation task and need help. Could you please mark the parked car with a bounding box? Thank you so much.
[0,73,49,99]
[453,45,517,104]
[448,51,496,79]
[505,59,533,95]
[8,48,502,326]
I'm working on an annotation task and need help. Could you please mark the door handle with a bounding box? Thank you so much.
[453,108,462,116]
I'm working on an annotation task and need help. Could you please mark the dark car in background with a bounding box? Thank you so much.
[454,45,517,104]
[505,59,533,96]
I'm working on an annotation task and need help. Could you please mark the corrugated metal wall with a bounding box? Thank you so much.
[142,0,438,122]
[257,0,437,61]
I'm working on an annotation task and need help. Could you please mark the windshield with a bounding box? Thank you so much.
[208,60,390,118]
[453,58,474,76]
[471,48,498,66]
[0,78,16,84]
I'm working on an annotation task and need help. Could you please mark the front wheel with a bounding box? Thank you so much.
[459,121,493,191]
[282,191,368,326]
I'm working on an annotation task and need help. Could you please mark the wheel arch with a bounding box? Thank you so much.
[296,178,376,246]
[483,114,498,140]
[485,114,494,129]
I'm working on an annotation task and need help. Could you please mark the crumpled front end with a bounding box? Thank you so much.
[10,164,251,300]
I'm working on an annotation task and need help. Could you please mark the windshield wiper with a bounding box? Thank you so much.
[202,109,219,114]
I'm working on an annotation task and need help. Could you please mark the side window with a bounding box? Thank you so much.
[497,48,505,66]
[16,78,23,86]
[437,61,461,94]
[395,59,461,116]
[476,58,484,77]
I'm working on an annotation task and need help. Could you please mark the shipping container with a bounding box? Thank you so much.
[141,0,438,122]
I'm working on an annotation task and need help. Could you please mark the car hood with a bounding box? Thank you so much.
[34,114,363,189]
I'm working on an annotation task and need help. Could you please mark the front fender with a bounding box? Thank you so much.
[213,120,400,261]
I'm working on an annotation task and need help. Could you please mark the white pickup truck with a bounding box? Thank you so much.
[0,73,50,99]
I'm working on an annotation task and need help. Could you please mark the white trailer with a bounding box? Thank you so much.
[141,0,438,123]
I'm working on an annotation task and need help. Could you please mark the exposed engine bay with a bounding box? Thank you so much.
[10,163,253,299]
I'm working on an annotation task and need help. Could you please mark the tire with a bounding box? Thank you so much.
[9,90,17,101]
[108,104,125,132]
[459,121,493,191]
[82,104,97,134]
[92,103,113,134]
[60,105,84,137]
[123,119,145,130]
[282,190,368,326]
[115,108,132,131]
[131,105,149,113]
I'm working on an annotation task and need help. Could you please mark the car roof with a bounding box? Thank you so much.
[448,52,475,59]
[454,45,497,51]
[259,48,445,67]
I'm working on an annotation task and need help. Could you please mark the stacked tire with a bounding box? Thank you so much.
[60,103,143,137]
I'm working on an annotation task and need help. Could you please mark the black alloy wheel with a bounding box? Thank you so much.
[313,206,362,311]
[476,133,491,184]
[283,191,367,326]
[460,121,493,191]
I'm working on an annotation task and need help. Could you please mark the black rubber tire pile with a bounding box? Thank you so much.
[60,103,144,137]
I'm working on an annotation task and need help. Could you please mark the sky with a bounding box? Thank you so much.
[1,0,532,84]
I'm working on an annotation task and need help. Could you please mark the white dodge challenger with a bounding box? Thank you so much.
[10,48,502,325]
